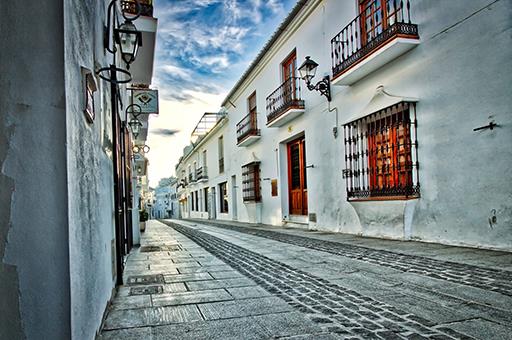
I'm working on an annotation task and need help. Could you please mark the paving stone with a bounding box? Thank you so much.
[151,317,270,340]
[152,289,233,307]
[198,297,292,320]
[185,277,256,291]
[111,295,152,310]
[104,304,204,329]
[97,327,153,340]
[161,282,188,294]
[163,272,213,283]
[176,264,233,274]
[226,286,271,299]
[210,270,245,279]
[252,311,324,338]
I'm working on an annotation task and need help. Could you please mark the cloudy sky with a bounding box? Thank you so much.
[146,0,296,187]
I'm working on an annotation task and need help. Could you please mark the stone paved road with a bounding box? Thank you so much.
[98,220,512,339]
[187,219,512,296]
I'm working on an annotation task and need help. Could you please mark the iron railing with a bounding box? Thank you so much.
[343,101,419,200]
[266,77,304,125]
[188,172,195,183]
[196,166,208,180]
[121,0,154,17]
[331,0,418,78]
[242,162,261,202]
[236,111,260,144]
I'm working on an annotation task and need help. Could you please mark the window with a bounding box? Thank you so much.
[204,188,209,212]
[242,162,261,202]
[343,102,419,200]
[195,191,199,212]
[219,182,228,213]
[248,92,257,116]
[82,69,97,124]
[218,136,224,173]
[190,194,194,211]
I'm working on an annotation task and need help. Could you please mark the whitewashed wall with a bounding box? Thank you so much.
[177,0,511,251]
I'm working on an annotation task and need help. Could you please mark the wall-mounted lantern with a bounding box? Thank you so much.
[298,56,331,102]
[128,117,143,138]
[114,20,142,69]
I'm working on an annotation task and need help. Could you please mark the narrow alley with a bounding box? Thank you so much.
[98,220,512,339]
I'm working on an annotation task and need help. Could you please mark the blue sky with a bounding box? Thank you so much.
[153,0,296,102]
[147,0,296,186]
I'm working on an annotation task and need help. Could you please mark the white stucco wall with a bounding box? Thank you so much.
[64,1,118,339]
[177,0,512,251]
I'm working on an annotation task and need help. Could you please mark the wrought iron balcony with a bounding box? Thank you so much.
[195,166,208,181]
[331,0,419,85]
[188,173,196,183]
[266,77,304,127]
[121,0,154,17]
[236,112,260,146]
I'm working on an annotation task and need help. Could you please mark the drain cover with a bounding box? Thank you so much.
[129,285,164,296]
[127,274,165,285]
[140,245,162,252]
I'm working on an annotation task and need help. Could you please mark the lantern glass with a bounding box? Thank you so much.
[115,21,142,66]
[298,56,318,83]
[129,117,142,136]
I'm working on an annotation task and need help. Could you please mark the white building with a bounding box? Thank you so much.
[0,0,157,338]
[175,0,511,251]
[152,177,179,219]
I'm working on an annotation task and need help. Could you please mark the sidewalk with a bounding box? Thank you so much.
[97,220,327,340]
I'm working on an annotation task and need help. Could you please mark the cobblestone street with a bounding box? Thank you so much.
[98,220,512,339]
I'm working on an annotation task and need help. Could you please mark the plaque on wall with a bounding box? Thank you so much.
[131,89,159,115]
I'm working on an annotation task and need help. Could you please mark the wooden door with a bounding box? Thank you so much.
[282,51,297,103]
[288,136,308,215]
[360,0,386,46]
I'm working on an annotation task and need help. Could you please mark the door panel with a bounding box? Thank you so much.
[287,136,308,216]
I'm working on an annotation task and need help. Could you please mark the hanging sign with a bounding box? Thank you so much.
[131,89,159,114]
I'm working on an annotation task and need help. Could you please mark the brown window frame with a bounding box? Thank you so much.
[242,162,261,203]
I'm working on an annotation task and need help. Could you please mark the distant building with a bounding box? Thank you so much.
[175,0,512,251]
[152,177,179,219]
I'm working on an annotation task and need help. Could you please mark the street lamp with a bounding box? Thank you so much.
[114,20,142,69]
[298,56,331,102]
[128,117,143,138]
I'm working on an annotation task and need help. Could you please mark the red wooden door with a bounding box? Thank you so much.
[282,51,297,103]
[288,137,308,215]
[360,0,386,46]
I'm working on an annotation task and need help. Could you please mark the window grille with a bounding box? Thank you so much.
[343,102,419,200]
[242,162,261,202]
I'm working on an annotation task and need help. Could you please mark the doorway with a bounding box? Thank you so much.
[287,136,308,216]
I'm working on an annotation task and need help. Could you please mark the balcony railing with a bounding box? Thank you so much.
[196,166,208,181]
[121,0,154,17]
[236,112,260,144]
[266,77,304,125]
[331,0,418,79]
[188,173,195,183]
